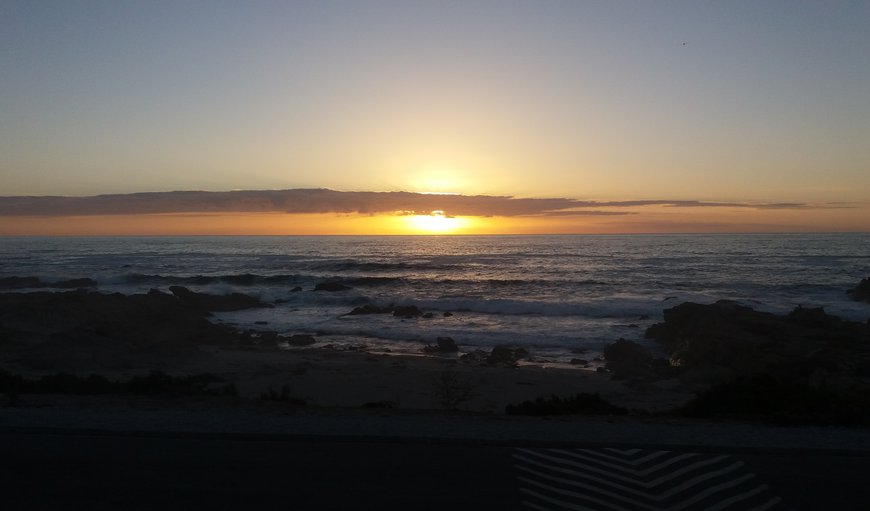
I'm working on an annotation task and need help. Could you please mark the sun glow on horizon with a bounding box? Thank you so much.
[405,210,467,233]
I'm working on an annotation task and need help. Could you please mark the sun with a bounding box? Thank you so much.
[406,210,466,234]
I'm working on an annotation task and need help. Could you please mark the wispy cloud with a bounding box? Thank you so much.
[0,188,829,217]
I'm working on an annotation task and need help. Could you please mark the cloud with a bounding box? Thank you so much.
[0,188,824,217]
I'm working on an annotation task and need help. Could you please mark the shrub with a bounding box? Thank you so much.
[505,393,629,416]
[0,368,237,399]
[260,384,306,405]
[674,374,870,426]
[431,369,477,410]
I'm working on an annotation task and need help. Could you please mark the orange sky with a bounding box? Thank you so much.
[2,204,867,236]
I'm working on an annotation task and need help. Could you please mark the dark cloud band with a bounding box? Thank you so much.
[0,188,820,217]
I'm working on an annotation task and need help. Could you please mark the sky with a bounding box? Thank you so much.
[1,1,868,235]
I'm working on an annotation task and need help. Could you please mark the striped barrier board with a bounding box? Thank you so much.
[514,448,792,511]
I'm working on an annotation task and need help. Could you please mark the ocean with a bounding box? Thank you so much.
[2,234,868,362]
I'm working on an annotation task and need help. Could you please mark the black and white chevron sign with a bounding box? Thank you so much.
[514,448,792,511]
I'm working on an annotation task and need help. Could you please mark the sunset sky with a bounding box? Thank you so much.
[1,1,868,235]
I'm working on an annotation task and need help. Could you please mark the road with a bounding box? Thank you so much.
[2,431,869,510]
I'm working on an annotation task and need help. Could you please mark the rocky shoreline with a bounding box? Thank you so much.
[1,278,869,425]
[603,299,870,425]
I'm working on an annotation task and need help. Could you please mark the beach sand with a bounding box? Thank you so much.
[3,343,693,415]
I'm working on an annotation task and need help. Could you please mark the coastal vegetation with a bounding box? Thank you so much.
[1,369,236,406]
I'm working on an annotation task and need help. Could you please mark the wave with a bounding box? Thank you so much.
[432,278,603,287]
[124,273,309,286]
[394,297,657,318]
[121,272,605,289]
[122,273,407,287]
[316,260,446,272]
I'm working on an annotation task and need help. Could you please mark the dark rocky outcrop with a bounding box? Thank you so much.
[646,300,870,386]
[644,300,870,425]
[645,300,870,382]
[0,276,43,289]
[603,339,654,379]
[347,304,393,315]
[0,290,258,370]
[53,278,98,289]
[392,305,423,318]
[346,304,433,318]
[313,281,351,292]
[486,346,529,367]
[459,349,488,363]
[285,334,316,346]
[424,337,458,354]
[847,278,870,303]
[168,286,271,312]
[600,339,676,380]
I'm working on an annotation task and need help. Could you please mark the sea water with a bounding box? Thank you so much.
[1,234,868,361]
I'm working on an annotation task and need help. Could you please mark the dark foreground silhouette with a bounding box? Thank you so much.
[1,285,869,425]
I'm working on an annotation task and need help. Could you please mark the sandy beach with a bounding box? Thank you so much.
[2,342,694,414]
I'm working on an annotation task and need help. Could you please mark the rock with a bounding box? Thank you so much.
[258,331,279,344]
[847,278,870,303]
[645,300,870,384]
[286,334,316,346]
[53,278,98,289]
[650,357,680,378]
[443,312,454,317]
[392,305,423,318]
[168,286,271,312]
[314,281,351,292]
[786,305,844,329]
[289,286,303,293]
[486,346,528,367]
[422,312,434,319]
[0,276,44,289]
[460,350,488,363]
[434,337,458,353]
[347,304,392,315]
[603,339,654,379]
[0,290,247,370]
[570,358,589,365]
